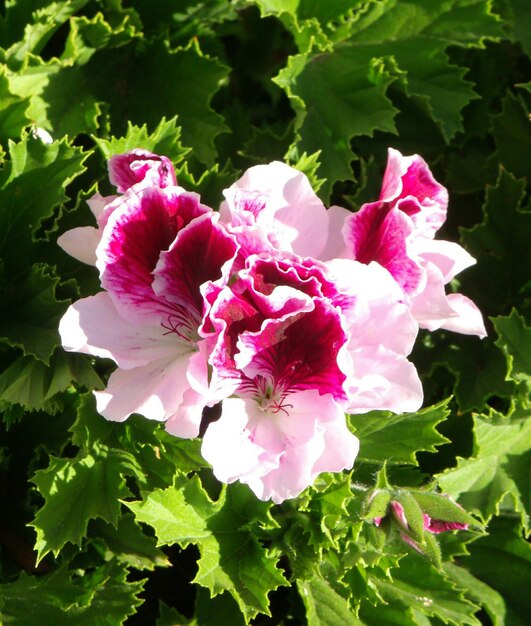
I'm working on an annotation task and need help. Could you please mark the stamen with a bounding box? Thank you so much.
[160,308,200,344]
[269,395,293,416]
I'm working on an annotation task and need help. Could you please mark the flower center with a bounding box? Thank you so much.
[160,306,201,345]
[254,376,293,416]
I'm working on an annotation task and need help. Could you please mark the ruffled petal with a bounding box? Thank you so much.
[235,300,348,401]
[345,345,424,414]
[222,161,330,258]
[201,391,358,503]
[381,148,448,238]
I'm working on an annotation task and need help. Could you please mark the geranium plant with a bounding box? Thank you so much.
[0,1,529,625]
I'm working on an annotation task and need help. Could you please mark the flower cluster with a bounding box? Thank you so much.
[59,149,485,503]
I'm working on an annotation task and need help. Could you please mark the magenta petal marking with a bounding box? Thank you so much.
[153,214,238,314]
[108,149,177,193]
[344,202,424,295]
[97,186,210,321]
[380,148,448,238]
[236,300,348,401]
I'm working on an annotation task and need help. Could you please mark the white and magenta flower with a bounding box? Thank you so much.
[58,147,486,504]
[60,181,238,438]
[340,148,486,337]
[200,251,422,501]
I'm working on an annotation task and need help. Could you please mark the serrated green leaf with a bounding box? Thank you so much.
[489,91,531,179]
[443,563,506,626]
[195,587,246,626]
[348,0,503,44]
[437,413,531,531]
[62,12,139,66]
[94,117,190,166]
[56,39,227,164]
[297,573,363,626]
[3,0,89,69]
[374,553,481,625]
[0,67,30,144]
[460,168,531,316]
[91,513,169,571]
[359,602,432,626]
[0,264,68,362]
[0,135,88,275]
[275,48,398,199]
[461,516,531,625]
[508,0,531,57]
[0,349,101,413]
[0,560,144,626]
[127,476,287,622]
[493,309,531,388]
[31,444,139,559]
[348,400,450,465]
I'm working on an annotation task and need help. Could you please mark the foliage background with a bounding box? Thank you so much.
[0,0,530,624]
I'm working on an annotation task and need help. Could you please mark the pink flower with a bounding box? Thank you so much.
[200,251,422,501]
[220,161,331,259]
[57,150,178,266]
[341,149,486,337]
[60,184,238,437]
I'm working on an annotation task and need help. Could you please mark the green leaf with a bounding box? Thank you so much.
[374,553,481,625]
[0,264,68,362]
[460,516,531,625]
[90,514,170,571]
[0,66,30,145]
[460,168,531,316]
[493,309,531,389]
[508,0,531,57]
[3,0,89,69]
[348,400,450,465]
[94,117,190,166]
[443,563,506,626]
[275,48,398,198]
[297,573,363,626]
[0,135,88,275]
[0,560,144,626]
[62,12,139,66]
[31,444,138,559]
[489,91,531,179]
[0,349,101,413]
[195,587,246,626]
[437,413,531,531]
[127,476,287,622]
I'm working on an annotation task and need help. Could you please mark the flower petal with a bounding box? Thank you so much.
[440,293,487,338]
[381,148,448,238]
[108,149,177,193]
[57,226,101,265]
[344,202,424,295]
[153,213,238,313]
[94,352,195,425]
[97,185,210,322]
[222,161,330,258]
[59,292,184,369]
[201,390,358,503]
